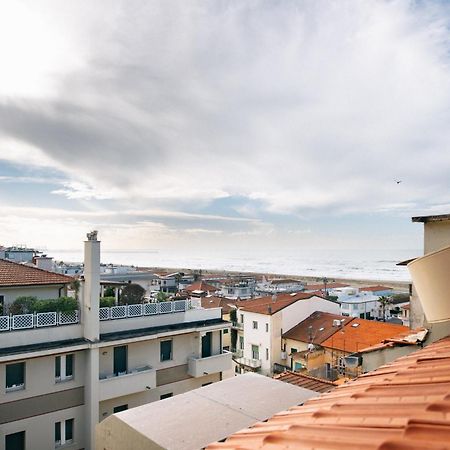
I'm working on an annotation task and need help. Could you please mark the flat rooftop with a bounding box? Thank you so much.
[412,213,450,223]
[96,373,319,450]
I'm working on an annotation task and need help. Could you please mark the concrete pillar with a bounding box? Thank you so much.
[85,347,100,450]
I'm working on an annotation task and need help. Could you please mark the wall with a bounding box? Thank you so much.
[0,285,64,310]
[410,220,450,329]
[0,405,85,450]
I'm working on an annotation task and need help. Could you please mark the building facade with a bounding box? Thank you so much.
[0,233,232,450]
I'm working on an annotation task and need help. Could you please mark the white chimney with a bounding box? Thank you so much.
[83,230,100,341]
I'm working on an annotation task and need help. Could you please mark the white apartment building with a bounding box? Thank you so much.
[233,293,340,376]
[0,233,232,450]
[256,277,304,294]
[335,287,380,319]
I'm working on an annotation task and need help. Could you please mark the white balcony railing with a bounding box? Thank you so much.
[188,351,232,378]
[99,300,191,321]
[0,311,79,332]
[234,356,262,369]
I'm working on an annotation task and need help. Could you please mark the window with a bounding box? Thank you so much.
[266,348,269,361]
[113,404,128,413]
[240,314,244,323]
[223,329,229,334]
[55,418,74,447]
[239,336,244,350]
[265,323,269,332]
[294,362,303,371]
[55,355,74,382]
[290,348,298,355]
[252,321,258,330]
[6,431,25,450]
[0,295,4,315]
[6,362,25,391]
[160,340,172,361]
[251,345,259,360]
[113,346,128,375]
[160,392,173,400]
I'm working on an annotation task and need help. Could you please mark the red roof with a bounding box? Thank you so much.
[0,259,73,287]
[274,371,337,393]
[360,285,394,292]
[200,296,237,314]
[209,335,450,449]
[321,318,409,353]
[185,281,219,293]
[238,293,325,315]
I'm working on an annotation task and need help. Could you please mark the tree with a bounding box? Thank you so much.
[120,283,145,305]
[156,291,169,303]
[378,296,392,321]
[69,279,81,300]
[104,286,115,298]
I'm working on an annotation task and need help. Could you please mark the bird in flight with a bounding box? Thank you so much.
[395,180,402,184]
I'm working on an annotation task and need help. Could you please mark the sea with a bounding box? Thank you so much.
[49,248,420,283]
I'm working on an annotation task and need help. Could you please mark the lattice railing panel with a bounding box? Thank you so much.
[36,312,57,327]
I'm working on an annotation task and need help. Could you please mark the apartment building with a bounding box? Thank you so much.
[232,293,340,376]
[0,232,232,450]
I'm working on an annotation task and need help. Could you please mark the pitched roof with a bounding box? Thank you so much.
[0,259,73,287]
[238,293,324,315]
[185,281,219,292]
[274,371,338,393]
[304,282,349,291]
[201,296,237,314]
[208,335,450,450]
[282,311,353,344]
[360,285,394,292]
[321,318,409,353]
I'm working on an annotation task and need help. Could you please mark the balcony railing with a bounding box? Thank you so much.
[99,300,191,321]
[99,365,157,401]
[231,321,244,330]
[234,356,262,369]
[0,311,79,332]
[188,351,232,377]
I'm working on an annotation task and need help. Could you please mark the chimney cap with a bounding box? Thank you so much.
[86,230,98,241]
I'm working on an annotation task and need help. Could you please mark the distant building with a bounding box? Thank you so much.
[219,279,255,299]
[1,246,40,263]
[232,293,340,376]
[256,277,304,294]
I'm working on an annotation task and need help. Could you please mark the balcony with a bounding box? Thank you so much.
[231,321,244,330]
[234,356,262,370]
[188,352,232,378]
[99,365,157,401]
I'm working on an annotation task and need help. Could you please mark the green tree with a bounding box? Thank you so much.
[103,286,115,298]
[156,291,169,303]
[378,296,392,321]
[69,279,81,300]
[120,283,145,305]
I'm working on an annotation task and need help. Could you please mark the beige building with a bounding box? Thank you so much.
[0,233,232,450]
[410,214,450,331]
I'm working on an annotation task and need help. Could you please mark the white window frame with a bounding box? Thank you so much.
[55,418,74,448]
[55,355,74,383]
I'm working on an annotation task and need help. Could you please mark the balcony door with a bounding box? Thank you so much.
[201,332,212,358]
[113,346,127,375]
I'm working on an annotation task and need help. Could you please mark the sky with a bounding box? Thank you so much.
[0,0,449,253]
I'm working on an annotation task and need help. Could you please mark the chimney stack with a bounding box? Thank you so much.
[83,231,100,341]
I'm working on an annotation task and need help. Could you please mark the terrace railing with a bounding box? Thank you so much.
[99,299,191,321]
[0,310,79,332]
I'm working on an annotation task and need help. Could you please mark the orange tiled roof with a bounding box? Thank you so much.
[360,285,394,292]
[185,281,219,292]
[320,318,409,353]
[274,371,337,393]
[282,311,353,344]
[208,335,450,449]
[238,293,324,315]
[201,296,237,314]
[0,259,73,287]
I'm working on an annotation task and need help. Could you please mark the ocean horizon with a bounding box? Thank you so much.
[48,248,419,282]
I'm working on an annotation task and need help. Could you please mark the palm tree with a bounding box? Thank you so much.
[378,296,391,321]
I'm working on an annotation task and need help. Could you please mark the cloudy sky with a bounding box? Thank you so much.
[0,0,449,252]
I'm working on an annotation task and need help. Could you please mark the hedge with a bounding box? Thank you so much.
[8,296,78,315]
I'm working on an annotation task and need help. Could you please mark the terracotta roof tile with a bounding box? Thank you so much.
[274,371,338,393]
[0,259,73,287]
[200,296,237,314]
[185,281,219,293]
[360,285,394,292]
[282,311,353,344]
[321,319,409,353]
[238,293,325,315]
[208,336,450,450]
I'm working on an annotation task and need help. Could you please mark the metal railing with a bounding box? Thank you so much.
[99,299,191,321]
[0,310,79,332]
[231,321,244,330]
